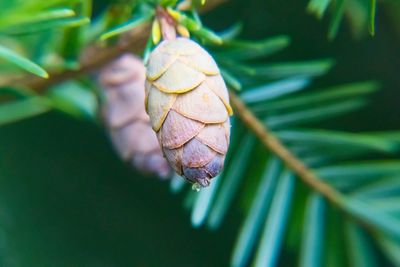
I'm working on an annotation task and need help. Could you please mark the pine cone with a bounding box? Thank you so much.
[145,38,232,187]
[100,54,171,179]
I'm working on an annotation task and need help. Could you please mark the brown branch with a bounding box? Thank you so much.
[229,92,387,236]
[229,92,344,205]
[5,0,229,92]
[11,23,151,92]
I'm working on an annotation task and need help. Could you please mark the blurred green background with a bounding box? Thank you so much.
[0,113,235,266]
[0,0,399,266]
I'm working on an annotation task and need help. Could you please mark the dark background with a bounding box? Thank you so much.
[0,0,398,266]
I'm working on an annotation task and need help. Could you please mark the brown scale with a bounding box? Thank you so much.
[145,38,232,187]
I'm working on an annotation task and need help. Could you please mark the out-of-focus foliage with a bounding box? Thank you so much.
[0,0,90,77]
[0,0,399,266]
[307,0,377,38]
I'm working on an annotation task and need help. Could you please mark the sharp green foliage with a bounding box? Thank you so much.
[218,23,243,41]
[0,0,90,34]
[171,9,199,30]
[342,197,400,240]
[299,194,325,267]
[0,1,77,24]
[266,99,367,129]
[249,59,334,79]
[218,60,257,76]
[193,26,223,45]
[191,175,221,227]
[252,81,379,113]
[0,96,51,126]
[8,16,90,34]
[189,10,202,25]
[220,68,242,91]
[276,129,399,154]
[217,36,290,60]
[170,173,186,194]
[231,157,282,267]
[100,12,154,40]
[317,161,400,181]
[368,197,400,217]
[192,9,399,265]
[47,81,97,120]
[207,134,255,229]
[0,8,76,29]
[345,221,378,267]
[241,77,311,104]
[253,171,295,267]
[351,176,400,199]
[172,9,222,45]
[0,45,48,78]
[369,0,377,35]
[276,132,364,153]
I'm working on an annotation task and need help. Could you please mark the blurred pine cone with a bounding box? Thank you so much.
[100,54,171,179]
[145,38,232,187]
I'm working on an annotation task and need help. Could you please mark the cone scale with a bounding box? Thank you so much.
[145,37,232,187]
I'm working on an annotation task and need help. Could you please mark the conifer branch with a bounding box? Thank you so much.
[11,12,344,208]
[5,0,372,226]
[12,23,151,92]
[229,92,344,205]
[230,93,381,236]
[7,0,228,91]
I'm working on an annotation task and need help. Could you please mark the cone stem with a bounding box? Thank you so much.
[156,7,177,41]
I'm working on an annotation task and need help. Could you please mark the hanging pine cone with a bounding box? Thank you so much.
[100,54,171,179]
[145,37,232,187]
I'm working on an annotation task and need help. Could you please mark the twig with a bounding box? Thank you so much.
[229,92,344,204]
[8,0,229,92]
[12,23,151,92]
[228,92,385,235]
